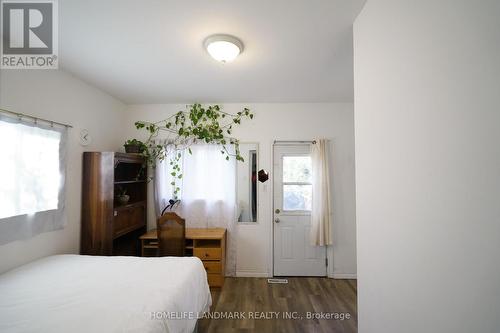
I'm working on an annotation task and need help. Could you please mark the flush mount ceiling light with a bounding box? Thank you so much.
[204,34,244,63]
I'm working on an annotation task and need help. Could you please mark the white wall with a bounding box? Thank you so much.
[0,70,125,274]
[354,1,500,332]
[123,103,357,278]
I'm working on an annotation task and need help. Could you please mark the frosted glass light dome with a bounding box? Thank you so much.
[204,35,244,63]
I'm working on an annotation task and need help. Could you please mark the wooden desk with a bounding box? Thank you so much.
[140,228,226,287]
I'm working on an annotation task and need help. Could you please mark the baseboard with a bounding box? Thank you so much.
[235,271,270,278]
[331,273,357,279]
[235,271,356,279]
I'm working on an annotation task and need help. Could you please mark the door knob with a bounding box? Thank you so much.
[275,208,281,214]
[274,218,280,223]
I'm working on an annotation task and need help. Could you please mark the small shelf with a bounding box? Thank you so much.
[114,200,146,211]
[114,180,146,185]
[195,239,221,248]
[113,223,146,240]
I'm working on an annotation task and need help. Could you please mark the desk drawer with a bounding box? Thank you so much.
[203,261,222,274]
[207,273,224,287]
[194,248,221,260]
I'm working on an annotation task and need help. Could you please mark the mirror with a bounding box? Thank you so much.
[237,143,258,222]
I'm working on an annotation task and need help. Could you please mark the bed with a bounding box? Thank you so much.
[0,255,211,333]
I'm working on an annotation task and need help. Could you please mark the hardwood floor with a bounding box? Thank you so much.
[199,277,357,333]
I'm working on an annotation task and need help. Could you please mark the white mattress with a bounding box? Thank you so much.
[0,255,211,333]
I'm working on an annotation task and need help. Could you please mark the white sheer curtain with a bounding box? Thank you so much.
[0,115,67,245]
[155,144,237,276]
[310,139,332,246]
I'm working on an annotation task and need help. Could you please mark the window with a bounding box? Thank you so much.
[0,120,62,219]
[282,155,312,211]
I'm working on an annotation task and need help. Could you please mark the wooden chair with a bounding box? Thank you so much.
[156,212,185,257]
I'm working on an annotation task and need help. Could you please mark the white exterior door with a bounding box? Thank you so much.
[273,144,327,276]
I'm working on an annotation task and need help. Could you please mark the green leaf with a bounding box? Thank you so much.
[134,104,253,169]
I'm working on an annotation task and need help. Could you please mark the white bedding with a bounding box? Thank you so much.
[0,255,211,333]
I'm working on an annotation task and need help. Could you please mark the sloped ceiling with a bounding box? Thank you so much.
[60,0,366,104]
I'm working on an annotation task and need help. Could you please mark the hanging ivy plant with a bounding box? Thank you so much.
[132,103,254,198]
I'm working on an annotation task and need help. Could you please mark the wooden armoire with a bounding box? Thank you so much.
[81,152,147,256]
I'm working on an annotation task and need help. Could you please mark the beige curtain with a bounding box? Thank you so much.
[310,139,332,246]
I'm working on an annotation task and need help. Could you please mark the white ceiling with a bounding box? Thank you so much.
[60,0,365,104]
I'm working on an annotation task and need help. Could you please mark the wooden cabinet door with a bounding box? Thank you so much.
[113,204,146,239]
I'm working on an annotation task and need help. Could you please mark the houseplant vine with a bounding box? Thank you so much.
[132,103,254,198]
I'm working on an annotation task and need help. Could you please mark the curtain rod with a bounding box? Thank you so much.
[0,108,73,128]
[274,140,316,144]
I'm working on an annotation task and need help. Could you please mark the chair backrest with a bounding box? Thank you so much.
[156,212,185,257]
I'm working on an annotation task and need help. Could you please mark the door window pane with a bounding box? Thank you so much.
[283,185,312,211]
[283,156,312,183]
